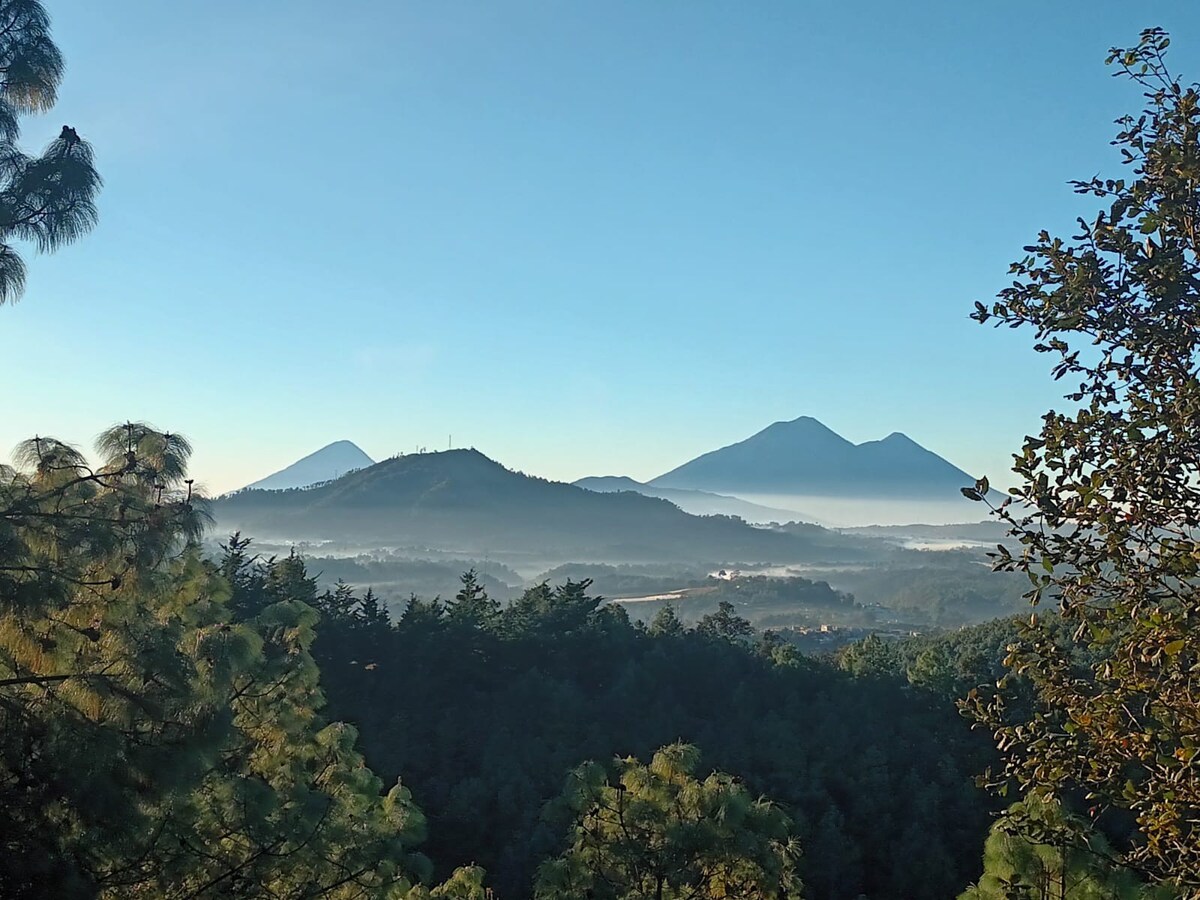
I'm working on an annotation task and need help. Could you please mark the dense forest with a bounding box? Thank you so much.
[281,548,1026,634]
[4,5,1200,899]
[289,555,998,898]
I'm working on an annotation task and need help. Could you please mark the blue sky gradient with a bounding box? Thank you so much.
[1,1,1196,494]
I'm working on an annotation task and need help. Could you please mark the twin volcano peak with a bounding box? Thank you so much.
[649,417,972,500]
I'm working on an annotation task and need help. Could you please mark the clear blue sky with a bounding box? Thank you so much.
[1,1,1195,495]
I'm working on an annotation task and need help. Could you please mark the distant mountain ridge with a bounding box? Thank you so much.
[651,416,978,500]
[243,440,374,492]
[573,476,809,524]
[215,449,864,564]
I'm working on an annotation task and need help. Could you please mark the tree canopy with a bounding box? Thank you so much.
[308,559,1000,899]
[534,743,802,900]
[968,27,1200,891]
[0,425,436,897]
[959,799,1169,900]
[0,0,100,304]
[14,5,1200,898]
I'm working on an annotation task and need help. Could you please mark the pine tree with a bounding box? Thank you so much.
[958,799,1171,899]
[0,0,101,304]
[445,569,499,629]
[696,600,754,642]
[647,604,685,637]
[837,633,901,678]
[534,743,802,900]
[0,424,436,897]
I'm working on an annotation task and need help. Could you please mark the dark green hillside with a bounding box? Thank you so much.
[214,449,862,563]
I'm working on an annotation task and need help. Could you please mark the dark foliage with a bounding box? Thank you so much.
[967,28,1200,889]
[296,554,1003,900]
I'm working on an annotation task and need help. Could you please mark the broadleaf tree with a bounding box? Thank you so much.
[967,27,1200,892]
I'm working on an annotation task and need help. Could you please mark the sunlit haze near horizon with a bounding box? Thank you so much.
[1,1,1197,496]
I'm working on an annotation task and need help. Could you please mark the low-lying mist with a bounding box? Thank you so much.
[736,493,994,527]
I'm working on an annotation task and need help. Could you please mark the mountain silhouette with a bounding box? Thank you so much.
[242,440,375,491]
[573,476,809,524]
[650,416,977,499]
[216,449,860,564]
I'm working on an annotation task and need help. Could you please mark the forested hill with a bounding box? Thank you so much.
[213,449,860,563]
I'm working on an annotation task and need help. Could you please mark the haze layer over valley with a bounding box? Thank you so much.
[646,415,994,526]
[7,3,1196,895]
[213,416,1013,632]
